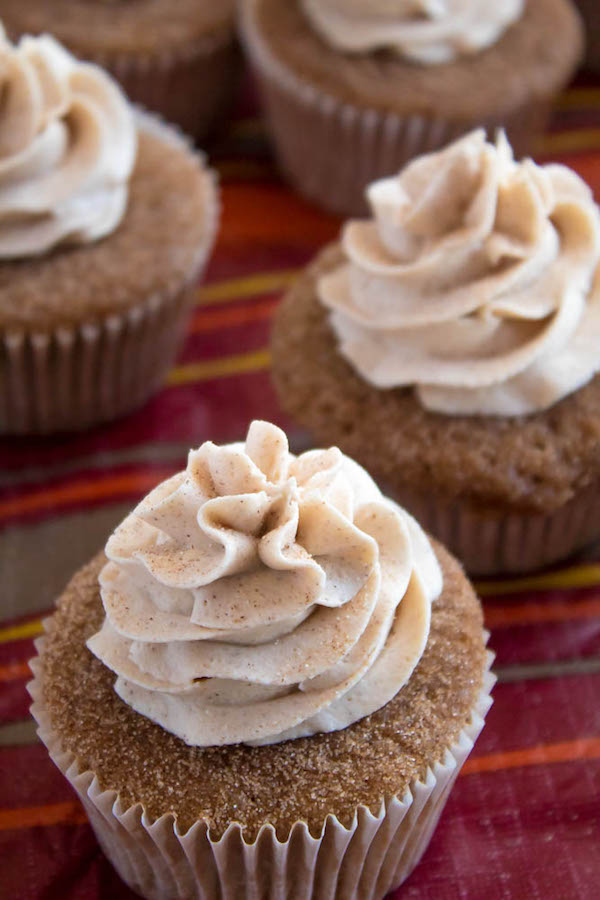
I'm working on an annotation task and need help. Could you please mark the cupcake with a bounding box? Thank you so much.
[574,1,600,72]
[0,28,218,435]
[271,130,600,576]
[239,0,583,217]
[0,0,239,140]
[29,420,493,900]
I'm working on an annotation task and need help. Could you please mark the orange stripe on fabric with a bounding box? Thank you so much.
[2,738,599,831]
[2,591,600,650]
[0,661,30,683]
[219,183,340,247]
[0,470,171,524]
[0,801,87,832]
[461,737,600,776]
[189,297,278,334]
[484,596,600,629]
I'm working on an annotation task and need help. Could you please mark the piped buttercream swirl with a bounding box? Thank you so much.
[0,27,136,258]
[319,130,600,417]
[88,421,442,747]
[301,0,523,64]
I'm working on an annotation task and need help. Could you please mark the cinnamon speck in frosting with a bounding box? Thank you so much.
[87,422,443,747]
[41,541,485,838]
[320,130,600,417]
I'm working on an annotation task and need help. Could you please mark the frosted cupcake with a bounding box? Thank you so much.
[239,0,583,216]
[30,420,492,899]
[272,130,600,575]
[0,1,238,140]
[0,28,218,434]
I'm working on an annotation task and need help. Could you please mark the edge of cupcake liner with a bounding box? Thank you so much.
[90,30,240,141]
[28,607,495,899]
[0,110,220,436]
[89,25,236,74]
[394,485,600,577]
[238,0,554,217]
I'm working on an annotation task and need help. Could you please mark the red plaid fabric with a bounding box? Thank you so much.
[1,74,600,899]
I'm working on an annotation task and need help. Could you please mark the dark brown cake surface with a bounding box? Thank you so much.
[249,0,582,120]
[39,545,486,841]
[271,245,600,514]
[1,1,234,57]
[0,127,214,332]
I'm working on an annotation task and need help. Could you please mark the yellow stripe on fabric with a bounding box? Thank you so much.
[556,88,600,109]
[537,128,600,156]
[0,620,43,645]
[195,270,300,307]
[167,349,271,387]
[476,563,600,598]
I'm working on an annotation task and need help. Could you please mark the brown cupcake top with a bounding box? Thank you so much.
[246,0,582,119]
[0,123,216,332]
[271,245,600,514]
[0,0,235,58]
[39,543,486,840]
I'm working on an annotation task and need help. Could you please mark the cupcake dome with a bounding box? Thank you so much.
[240,0,583,216]
[30,421,492,899]
[0,0,239,139]
[0,28,218,434]
[271,131,600,574]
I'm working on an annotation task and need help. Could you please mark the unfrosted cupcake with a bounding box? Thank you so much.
[272,130,600,575]
[30,420,492,900]
[239,0,583,216]
[0,28,218,434]
[0,0,239,140]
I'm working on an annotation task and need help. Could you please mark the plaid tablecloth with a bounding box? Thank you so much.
[1,76,600,899]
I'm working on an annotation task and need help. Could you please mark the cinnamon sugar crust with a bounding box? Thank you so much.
[0,128,214,332]
[249,0,582,120]
[0,1,235,58]
[39,545,485,841]
[271,245,600,514]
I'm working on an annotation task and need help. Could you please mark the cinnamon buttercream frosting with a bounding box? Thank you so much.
[0,26,136,258]
[87,421,442,747]
[319,130,600,417]
[301,0,523,64]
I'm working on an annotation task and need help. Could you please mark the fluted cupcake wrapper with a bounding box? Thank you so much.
[87,28,240,141]
[239,0,553,218]
[0,112,219,436]
[394,486,600,577]
[29,624,494,900]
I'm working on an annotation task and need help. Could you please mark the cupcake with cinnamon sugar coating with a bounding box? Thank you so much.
[272,130,600,574]
[30,420,492,899]
[0,27,218,434]
[239,0,582,216]
[0,0,238,140]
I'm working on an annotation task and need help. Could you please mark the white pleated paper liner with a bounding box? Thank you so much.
[394,484,600,577]
[0,111,220,436]
[239,0,554,218]
[29,619,495,900]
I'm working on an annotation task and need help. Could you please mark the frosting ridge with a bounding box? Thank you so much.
[319,130,600,416]
[0,27,136,258]
[301,0,523,64]
[88,421,442,746]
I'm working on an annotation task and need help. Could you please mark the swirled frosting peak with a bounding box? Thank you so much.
[0,26,136,258]
[88,421,442,746]
[301,0,523,64]
[319,130,600,416]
